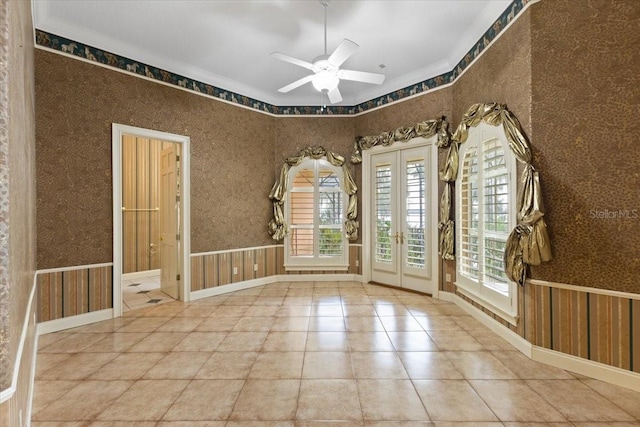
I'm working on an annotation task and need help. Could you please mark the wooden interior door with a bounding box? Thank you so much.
[159,144,180,299]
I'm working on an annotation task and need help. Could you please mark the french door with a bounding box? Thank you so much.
[367,143,436,294]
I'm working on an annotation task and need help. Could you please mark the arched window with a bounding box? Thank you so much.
[285,157,349,270]
[456,123,517,320]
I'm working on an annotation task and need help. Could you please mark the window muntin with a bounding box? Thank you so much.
[456,130,516,320]
[286,159,348,269]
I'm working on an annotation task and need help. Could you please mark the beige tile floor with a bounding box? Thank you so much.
[122,275,175,312]
[32,281,640,426]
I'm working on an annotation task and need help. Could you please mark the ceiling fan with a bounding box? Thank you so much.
[270,0,386,104]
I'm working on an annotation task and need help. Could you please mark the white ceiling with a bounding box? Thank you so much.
[33,0,512,107]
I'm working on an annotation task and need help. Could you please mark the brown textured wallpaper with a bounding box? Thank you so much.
[453,10,532,136]
[529,0,640,293]
[274,117,355,168]
[35,50,276,268]
[353,87,453,138]
[1,0,38,418]
[273,116,361,243]
[34,0,640,298]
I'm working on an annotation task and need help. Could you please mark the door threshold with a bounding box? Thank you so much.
[367,280,432,297]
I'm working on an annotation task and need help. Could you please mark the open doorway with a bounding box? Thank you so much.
[112,124,191,317]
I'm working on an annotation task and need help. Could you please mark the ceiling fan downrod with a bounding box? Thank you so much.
[270,0,385,104]
[321,0,328,55]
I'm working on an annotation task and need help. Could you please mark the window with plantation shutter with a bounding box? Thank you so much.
[459,147,480,281]
[456,124,517,322]
[285,158,348,270]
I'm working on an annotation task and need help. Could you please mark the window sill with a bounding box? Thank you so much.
[284,264,349,272]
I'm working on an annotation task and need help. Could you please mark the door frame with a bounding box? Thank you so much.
[112,124,191,317]
[361,136,439,296]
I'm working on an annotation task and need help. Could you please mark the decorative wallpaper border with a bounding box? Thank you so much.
[34,0,533,116]
[353,0,536,113]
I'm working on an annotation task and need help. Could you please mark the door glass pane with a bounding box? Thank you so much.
[405,160,425,269]
[375,164,392,264]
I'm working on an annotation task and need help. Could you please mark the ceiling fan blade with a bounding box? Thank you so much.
[270,52,314,70]
[328,39,358,67]
[337,69,386,85]
[327,87,343,104]
[277,74,315,93]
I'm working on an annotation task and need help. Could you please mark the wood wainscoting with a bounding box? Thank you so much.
[36,264,113,322]
[190,244,362,291]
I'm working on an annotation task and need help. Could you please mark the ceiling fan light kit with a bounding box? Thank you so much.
[271,0,385,104]
[312,70,339,92]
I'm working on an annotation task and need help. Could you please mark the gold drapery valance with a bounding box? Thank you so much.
[445,103,552,285]
[268,146,359,241]
[350,118,450,164]
[351,117,454,261]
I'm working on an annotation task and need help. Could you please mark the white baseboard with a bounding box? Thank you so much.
[532,346,640,392]
[190,276,276,300]
[439,290,640,392]
[27,328,39,427]
[277,274,363,282]
[438,291,532,357]
[122,269,160,280]
[0,273,38,405]
[189,274,364,300]
[37,309,114,335]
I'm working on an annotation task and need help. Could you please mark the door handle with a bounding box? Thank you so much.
[393,232,399,244]
[399,231,404,245]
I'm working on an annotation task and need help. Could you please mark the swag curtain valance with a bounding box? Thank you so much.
[350,118,451,164]
[268,146,359,241]
[442,103,552,285]
[349,117,456,263]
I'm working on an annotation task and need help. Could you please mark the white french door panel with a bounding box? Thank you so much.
[399,147,431,292]
[370,152,400,286]
[365,139,437,295]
